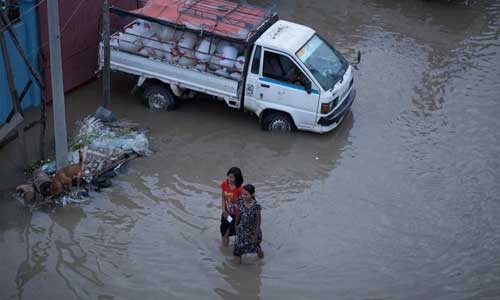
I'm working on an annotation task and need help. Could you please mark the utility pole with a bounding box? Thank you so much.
[102,0,111,108]
[46,0,68,169]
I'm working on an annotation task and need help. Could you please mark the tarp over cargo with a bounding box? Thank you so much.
[110,0,277,43]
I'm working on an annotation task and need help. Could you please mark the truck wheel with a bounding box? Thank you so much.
[263,112,294,132]
[143,84,177,111]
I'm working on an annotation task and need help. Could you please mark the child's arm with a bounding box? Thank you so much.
[221,191,228,218]
[254,208,261,242]
[235,206,240,233]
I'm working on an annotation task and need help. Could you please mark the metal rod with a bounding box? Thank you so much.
[18,80,33,103]
[46,0,68,169]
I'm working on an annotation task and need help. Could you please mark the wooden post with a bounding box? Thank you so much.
[0,31,28,166]
[102,0,111,108]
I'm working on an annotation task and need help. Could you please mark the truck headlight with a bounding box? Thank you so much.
[321,97,339,114]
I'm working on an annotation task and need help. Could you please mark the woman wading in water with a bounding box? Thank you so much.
[220,167,244,247]
[234,184,264,264]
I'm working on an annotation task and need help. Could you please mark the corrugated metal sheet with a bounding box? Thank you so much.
[38,0,140,102]
[0,0,41,125]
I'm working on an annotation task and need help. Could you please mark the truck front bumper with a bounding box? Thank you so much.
[318,88,356,127]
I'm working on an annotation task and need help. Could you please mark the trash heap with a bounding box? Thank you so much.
[15,115,151,210]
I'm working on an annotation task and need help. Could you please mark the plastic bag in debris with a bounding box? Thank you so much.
[59,191,89,206]
[76,116,104,139]
[41,117,151,173]
[91,132,152,156]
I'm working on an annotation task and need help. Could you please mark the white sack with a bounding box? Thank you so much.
[215,68,229,77]
[195,39,217,62]
[230,72,242,81]
[178,50,196,66]
[119,29,142,52]
[219,44,238,69]
[235,56,246,72]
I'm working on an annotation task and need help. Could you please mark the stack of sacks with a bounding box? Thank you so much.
[118,27,142,52]
[219,44,238,69]
[215,68,230,77]
[210,41,238,71]
[161,42,176,62]
[119,20,247,81]
[195,38,217,70]
[151,23,175,42]
[118,19,151,53]
[230,56,245,80]
[149,22,177,62]
[143,36,164,58]
[176,32,197,66]
[207,41,245,80]
[137,25,159,58]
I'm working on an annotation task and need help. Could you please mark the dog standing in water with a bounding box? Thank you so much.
[49,150,84,196]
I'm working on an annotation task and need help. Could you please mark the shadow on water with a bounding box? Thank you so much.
[214,261,263,300]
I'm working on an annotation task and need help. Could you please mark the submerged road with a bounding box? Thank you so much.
[1,0,500,299]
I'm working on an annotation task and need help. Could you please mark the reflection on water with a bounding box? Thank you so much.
[215,261,262,300]
[1,0,500,299]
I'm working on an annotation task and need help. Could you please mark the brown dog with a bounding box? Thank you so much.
[16,184,35,203]
[50,150,84,197]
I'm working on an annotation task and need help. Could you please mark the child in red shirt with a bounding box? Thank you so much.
[220,167,244,247]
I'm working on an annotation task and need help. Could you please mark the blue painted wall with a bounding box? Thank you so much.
[0,1,41,125]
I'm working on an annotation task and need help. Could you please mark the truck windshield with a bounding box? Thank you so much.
[296,34,347,91]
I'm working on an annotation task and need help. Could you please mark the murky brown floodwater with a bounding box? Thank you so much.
[2,0,500,299]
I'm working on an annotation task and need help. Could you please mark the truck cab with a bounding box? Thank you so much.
[244,20,356,133]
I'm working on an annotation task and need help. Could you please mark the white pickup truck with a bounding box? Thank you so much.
[100,0,358,133]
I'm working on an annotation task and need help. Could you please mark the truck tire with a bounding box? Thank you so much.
[262,112,294,132]
[143,84,177,111]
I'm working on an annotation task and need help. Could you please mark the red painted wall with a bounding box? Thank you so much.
[38,0,140,102]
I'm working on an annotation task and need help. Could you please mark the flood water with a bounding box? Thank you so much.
[1,0,500,299]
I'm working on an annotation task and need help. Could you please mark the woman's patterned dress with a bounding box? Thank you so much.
[234,197,262,256]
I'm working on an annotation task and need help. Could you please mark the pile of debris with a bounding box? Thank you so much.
[15,115,151,210]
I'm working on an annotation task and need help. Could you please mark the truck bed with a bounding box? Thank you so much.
[101,46,242,108]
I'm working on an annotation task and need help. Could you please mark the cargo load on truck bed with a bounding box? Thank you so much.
[109,0,277,81]
[121,0,275,42]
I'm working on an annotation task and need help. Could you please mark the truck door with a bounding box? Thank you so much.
[259,49,320,128]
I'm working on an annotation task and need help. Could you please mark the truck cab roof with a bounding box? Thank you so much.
[255,20,316,53]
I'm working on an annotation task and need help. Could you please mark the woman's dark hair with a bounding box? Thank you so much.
[227,167,244,187]
[242,184,255,198]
